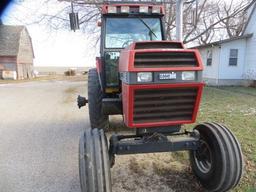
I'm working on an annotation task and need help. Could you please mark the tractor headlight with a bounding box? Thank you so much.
[182,71,196,81]
[137,72,153,82]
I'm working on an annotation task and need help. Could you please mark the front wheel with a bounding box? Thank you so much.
[79,128,112,192]
[190,122,244,192]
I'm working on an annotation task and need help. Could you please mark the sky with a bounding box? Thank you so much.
[1,0,97,67]
[0,0,246,67]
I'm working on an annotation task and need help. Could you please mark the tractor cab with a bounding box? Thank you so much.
[98,3,165,94]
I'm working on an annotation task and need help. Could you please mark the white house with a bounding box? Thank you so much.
[193,2,256,86]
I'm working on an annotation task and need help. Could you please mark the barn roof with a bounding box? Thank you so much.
[0,25,25,56]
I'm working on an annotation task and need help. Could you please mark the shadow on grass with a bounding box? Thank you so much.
[108,115,134,133]
[108,116,203,192]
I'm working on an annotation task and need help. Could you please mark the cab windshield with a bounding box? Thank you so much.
[105,17,163,48]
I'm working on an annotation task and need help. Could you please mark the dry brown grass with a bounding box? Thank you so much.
[128,157,147,176]
[64,87,78,94]
[62,86,80,104]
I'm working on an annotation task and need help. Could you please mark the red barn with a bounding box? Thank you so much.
[0,24,34,80]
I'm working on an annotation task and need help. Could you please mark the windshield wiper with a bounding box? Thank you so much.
[137,17,158,40]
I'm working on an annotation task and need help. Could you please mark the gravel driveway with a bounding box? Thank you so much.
[0,81,87,192]
[0,80,200,192]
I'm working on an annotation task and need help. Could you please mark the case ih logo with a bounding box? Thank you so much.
[159,72,177,80]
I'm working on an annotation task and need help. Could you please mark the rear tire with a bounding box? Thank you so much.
[88,68,109,130]
[79,128,112,192]
[190,122,244,192]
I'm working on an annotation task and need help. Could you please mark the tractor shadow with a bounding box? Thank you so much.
[108,116,204,192]
[108,115,133,133]
[111,152,204,192]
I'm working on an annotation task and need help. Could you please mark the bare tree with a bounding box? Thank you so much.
[163,0,255,44]
[11,0,100,33]
[163,0,176,40]
[11,0,256,46]
[217,0,251,38]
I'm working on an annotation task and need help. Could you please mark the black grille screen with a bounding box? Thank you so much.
[134,52,197,68]
[133,87,197,123]
[135,42,183,49]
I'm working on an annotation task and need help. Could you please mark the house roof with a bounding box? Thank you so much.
[243,1,256,35]
[191,33,253,49]
[0,25,25,56]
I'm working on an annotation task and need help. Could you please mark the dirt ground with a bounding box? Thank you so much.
[1,79,255,192]
[0,79,203,192]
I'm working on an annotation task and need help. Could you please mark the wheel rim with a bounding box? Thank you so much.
[193,140,213,174]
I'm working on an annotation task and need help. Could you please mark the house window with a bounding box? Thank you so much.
[229,49,238,66]
[206,49,212,66]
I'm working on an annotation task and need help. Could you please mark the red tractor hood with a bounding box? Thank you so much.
[119,41,204,72]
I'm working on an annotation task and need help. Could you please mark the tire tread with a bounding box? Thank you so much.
[190,122,243,192]
[88,68,109,130]
[79,129,112,192]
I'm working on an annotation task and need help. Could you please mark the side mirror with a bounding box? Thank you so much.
[69,12,80,31]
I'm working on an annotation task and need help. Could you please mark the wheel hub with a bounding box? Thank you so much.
[193,140,212,174]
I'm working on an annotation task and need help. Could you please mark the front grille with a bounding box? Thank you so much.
[134,52,197,68]
[133,87,197,124]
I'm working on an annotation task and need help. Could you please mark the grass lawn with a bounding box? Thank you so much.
[195,86,256,191]
[109,86,256,192]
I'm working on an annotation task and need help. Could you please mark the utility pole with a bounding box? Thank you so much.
[176,0,184,41]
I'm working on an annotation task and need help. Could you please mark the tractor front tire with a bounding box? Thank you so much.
[88,68,109,130]
[79,128,112,192]
[190,122,244,192]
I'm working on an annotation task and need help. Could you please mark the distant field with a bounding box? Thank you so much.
[34,66,89,75]
[0,74,87,84]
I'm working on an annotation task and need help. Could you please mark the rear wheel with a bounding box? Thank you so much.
[79,128,112,192]
[88,68,109,130]
[190,122,244,192]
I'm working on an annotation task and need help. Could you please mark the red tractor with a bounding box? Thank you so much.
[75,1,244,191]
